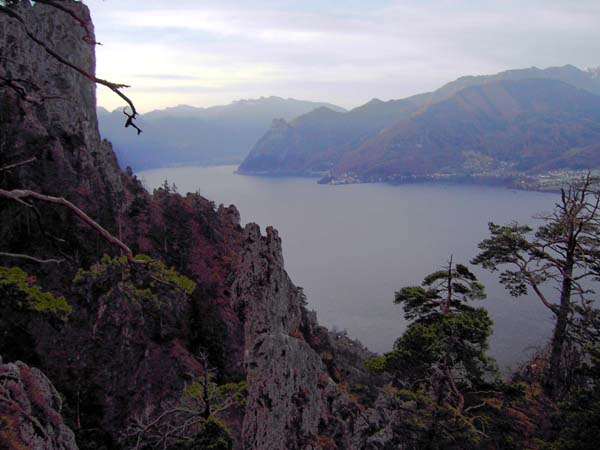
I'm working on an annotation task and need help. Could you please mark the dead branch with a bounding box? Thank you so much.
[122,352,244,449]
[0,188,138,262]
[6,194,75,262]
[0,79,69,106]
[0,157,37,172]
[463,400,488,414]
[0,252,63,264]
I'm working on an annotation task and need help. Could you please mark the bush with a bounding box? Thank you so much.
[0,266,71,363]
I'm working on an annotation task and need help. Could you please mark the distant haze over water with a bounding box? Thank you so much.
[139,165,558,372]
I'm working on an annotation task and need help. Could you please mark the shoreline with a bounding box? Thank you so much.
[137,163,596,194]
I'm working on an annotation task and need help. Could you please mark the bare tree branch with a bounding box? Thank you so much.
[0,252,63,264]
[0,75,42,105]
[0,157,36,172]
[122,352,245,449]
[0,188,137,262]
[474,174,600,396]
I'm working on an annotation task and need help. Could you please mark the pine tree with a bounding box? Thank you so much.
[473,174,600,397]
[389,258,494,413]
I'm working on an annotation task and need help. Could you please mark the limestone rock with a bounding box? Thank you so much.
[233,225,387,450]
[0,359,78,450]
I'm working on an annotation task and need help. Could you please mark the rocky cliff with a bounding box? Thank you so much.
[0,2,382,449]
[232,225,401,450]
[0,0,126,280]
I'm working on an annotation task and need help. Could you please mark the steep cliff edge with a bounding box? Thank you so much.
[233,225,398,450]
[234,225,334,449]
[0,2,379,449]
[0,0,126,276]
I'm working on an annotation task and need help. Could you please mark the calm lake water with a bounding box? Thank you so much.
[139,165,558,372]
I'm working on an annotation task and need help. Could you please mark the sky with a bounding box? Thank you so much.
[85,0,600,113]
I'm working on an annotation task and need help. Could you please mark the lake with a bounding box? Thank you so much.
[139,165,558,372]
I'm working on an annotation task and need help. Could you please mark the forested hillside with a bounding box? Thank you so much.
[239,65,600,184]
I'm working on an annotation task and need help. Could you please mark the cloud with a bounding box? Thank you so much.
[86,0,600,111]
[133,74,205,80]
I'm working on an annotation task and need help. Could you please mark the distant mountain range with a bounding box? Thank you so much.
[97,97,346,170]
[238,65,600,185]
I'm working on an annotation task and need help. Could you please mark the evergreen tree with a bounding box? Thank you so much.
[473,174,600,397]
[365,260,529,449]
[387,258,494,412]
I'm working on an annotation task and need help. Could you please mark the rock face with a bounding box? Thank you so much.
[0,3,246,446]
[0,0,123,194]
[0,358,78,450]
[233,225,395,450]
[39,258,206,446]
[234,225,329,449]
[0,0,126,282]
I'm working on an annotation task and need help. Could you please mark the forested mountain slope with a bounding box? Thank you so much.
[239,65,600,181]
[334,79,600,178]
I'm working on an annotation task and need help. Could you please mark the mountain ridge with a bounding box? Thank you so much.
[335,79,600,178]
[98,96,346,170]
[239,65,600,183]
[142,96,346,120]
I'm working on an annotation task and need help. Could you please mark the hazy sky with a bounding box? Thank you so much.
[85,0,600,112]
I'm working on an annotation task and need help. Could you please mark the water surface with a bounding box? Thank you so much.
[139,165,558,372]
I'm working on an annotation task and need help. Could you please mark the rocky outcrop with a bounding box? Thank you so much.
[233,225,393,450]
[0,0,123,198]
[0,1,123,195]
[0,2,245,446]
[0,358,78,450]
[234,225,330,449]
[0,0,126,283]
